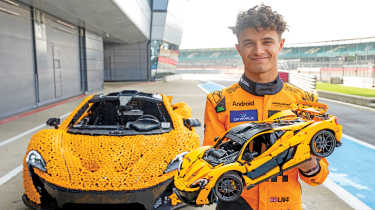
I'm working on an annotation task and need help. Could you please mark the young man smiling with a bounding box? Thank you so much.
[203,4,329,210]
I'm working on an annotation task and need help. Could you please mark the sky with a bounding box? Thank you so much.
[178,0,375,49]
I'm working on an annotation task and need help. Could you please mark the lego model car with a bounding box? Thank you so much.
[22,90,201,210]
[170,102,342,206]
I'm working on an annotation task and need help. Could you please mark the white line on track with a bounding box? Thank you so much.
[324,177,373,210]
[0,124,46,147]
[0,165,22,186]
[0,112,71,148]
[197,84,209,94]
[0,112,71,186]
[197,82,225,94]
[343,134,375,150]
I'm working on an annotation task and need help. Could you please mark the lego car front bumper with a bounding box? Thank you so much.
[24,177,173,210]
[175,189,200,206]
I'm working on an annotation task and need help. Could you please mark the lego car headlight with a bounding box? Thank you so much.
[190,178,208,188]
[26,150,47,172]
[164,152,188,174]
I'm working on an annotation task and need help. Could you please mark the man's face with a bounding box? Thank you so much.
[235,28,285,77]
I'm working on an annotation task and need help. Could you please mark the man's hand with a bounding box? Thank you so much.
[299,155,319,175]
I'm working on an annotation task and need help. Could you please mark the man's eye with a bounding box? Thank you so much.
[264,41,273,45]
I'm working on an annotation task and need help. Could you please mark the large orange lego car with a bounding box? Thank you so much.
[171,102,342,206]
[22,90,200,210]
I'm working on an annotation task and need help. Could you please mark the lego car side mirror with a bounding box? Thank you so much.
[46,118,60,129]
[183,118,201,130]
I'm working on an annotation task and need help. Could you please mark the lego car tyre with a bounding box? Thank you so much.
[214,172,243,202]
[310,130,336,157]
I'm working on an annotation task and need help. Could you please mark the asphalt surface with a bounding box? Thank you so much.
[0,80,353,210]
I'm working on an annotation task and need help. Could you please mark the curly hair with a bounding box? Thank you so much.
[231,4,287,38]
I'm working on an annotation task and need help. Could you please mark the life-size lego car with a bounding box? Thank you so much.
[22,90,201,210]
[169,102,342,206]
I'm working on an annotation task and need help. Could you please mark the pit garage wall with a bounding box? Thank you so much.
[0,1,35,119]
[0,2,104,119]
[104,42,149,81]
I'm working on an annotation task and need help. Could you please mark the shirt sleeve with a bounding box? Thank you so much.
[203,97,226,146]
[299,158,329,186]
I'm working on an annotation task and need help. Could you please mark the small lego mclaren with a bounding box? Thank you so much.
[23,90,201,210]
[169,102,342,206]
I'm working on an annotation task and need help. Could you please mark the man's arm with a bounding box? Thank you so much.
[203,97,226,146]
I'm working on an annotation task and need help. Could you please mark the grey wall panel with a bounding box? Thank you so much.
[0,2,35,118]
[104,42,148,81]
[85,31,103,92]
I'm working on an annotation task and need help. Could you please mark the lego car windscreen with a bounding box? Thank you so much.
[67,94,173,136]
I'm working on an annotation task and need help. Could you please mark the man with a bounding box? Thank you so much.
[203,5,329,210]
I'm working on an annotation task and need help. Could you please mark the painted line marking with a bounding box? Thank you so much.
[197,84,209,94]
[342,134,375,150]
[0,124,45,147]
[0,112,72,186]
[324,177,373,210]
[0,112,71,148]
[197,82,225,94]
[0,165,22,186]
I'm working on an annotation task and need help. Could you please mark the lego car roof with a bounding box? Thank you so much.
[224,123,273,145]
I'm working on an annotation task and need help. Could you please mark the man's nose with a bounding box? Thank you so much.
[254,44,265,55]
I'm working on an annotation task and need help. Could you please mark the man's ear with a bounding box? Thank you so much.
[279,38,285,51]
[235,44,240,54]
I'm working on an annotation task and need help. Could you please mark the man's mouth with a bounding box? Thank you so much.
[251,57,269,62]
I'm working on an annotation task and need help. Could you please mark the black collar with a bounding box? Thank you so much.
[238,74,284,96]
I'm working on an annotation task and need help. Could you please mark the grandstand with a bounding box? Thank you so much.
[178,37,375,88]
[178,48,242,69]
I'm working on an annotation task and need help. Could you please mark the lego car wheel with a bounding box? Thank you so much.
[214,172,243,202]
[310,130,336,157]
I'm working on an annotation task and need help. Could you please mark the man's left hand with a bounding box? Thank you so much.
[299,155,319,173]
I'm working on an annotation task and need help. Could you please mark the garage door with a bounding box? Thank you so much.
[0,1,35,118]
[37,12,81,104]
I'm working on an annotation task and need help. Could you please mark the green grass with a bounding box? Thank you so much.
[316,82,375,97]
